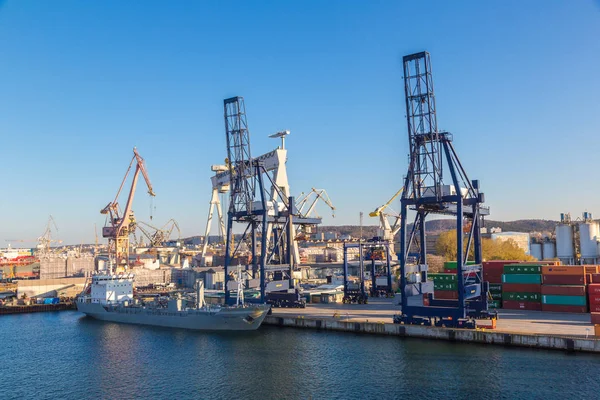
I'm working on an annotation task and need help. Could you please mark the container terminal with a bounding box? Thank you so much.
[3,50,600,351]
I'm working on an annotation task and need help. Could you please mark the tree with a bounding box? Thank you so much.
[435,229,534,262]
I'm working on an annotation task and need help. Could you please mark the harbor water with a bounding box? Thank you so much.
[1,311,598,399]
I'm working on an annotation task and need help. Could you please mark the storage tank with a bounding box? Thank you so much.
[555,224,574,263]
[530,242,542,261]
[579,221,599,261]
[542,241,556,260]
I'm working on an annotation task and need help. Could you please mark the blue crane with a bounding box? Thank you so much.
[394,52,496,328]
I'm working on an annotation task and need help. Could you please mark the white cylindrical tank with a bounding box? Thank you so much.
[97,258,107,271]
[530,242,542,261]
[542,241,556,260]
[556,224,574,260]
[579,222,599,259]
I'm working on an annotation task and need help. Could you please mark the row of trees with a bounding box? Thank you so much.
[435,230,535,262]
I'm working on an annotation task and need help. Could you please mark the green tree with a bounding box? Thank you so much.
[435,229,534,262]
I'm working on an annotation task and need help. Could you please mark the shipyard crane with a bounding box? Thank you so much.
[135,219,181,248]
[296,188,336,219]
[101,147,155,270]
[395,51,494,329]
[369,188,403,252]
[36,215,63,256]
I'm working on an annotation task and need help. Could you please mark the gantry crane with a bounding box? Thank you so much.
[101,147,155,270]
[222,96,320,306]
[394,51,494,328]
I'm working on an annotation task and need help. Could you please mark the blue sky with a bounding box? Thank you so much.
[0,1,599,245]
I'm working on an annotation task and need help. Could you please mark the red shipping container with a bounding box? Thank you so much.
[541,304,588,313]
[503,300,542,311]
[483,271,503,283]
[591,274,600,284]
[590,304,600,313]
[588,284,600,295]
[591,313,600,324]
[542,275,586,285]
[501,283,542,293]
[588,295,600,305]
[541,285,586,296]
[434,290,458,300]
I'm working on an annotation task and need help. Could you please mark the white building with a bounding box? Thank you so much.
[491,232,530,254]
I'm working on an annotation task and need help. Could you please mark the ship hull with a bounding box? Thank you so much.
[77,302,270,331]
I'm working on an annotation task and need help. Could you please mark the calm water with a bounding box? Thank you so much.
[1,311,598,400]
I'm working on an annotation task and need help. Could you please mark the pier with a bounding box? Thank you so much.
[266,298,600,353]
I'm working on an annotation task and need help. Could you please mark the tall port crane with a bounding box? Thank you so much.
[222,96,320,305]
[101,147,155,270]
[395,51,493,328]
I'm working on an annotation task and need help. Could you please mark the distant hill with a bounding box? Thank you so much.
[320,219,559,236]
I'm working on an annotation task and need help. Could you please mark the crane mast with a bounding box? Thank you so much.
[101,147,155,270]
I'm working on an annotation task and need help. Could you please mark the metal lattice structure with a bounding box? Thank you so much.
[396,51,494,328]
[222,97,320,306]
[225,97,255,216]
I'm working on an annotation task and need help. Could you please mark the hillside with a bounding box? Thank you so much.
[320,219,558,236]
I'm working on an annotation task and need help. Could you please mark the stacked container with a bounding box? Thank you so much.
[429,273,458,299]
[502,263,543,311]
[541,265,592,313]
[589,284,600,324]
[482,260,522,309]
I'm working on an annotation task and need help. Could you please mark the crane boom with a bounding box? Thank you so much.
[101,147,155,269]
[369,188,403,217]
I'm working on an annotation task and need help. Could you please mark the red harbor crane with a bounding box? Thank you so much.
[101,147,155,270]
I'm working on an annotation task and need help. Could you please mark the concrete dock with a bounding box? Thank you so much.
[266,298,600,353]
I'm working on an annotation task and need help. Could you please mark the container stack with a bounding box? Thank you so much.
[541,266,593,313]
[488,283,503,308]
[589,284,600,324]
[483,260,522,309]
[502,263,543,311]
[429,273,458,300]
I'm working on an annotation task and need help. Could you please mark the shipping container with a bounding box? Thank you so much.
[501,283,541,293]
[488,283,502,292]
[541,285,586,296]
[490,292,502,300]
[591,274,600,284]
[542,295,587,306]
[589,295,600,305]
[542,266,585,275]
[443,261,477,269]
[502,274,542,284]
[589,284,600,295]
[542,275,586,285]
[503,265,542,274]
[428,273,457,282]
[489,300,502,309]
[591,313,600,325]
[502,300,542,311]
[589,305,600,313]
[541,304,588,313]
[433,290,458,300]
[432,282,457,291]
[502,292,541,302]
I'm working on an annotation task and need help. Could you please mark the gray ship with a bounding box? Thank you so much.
[77,272,270,331]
